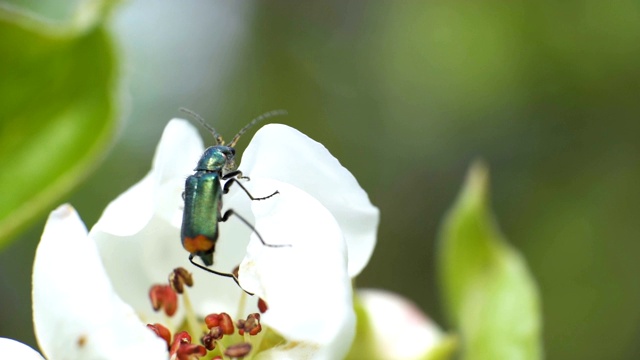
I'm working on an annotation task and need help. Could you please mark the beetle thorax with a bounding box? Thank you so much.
[195,145,236,172]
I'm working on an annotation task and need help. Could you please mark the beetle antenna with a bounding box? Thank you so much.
[228,109,288,147]
[179,107,224,145]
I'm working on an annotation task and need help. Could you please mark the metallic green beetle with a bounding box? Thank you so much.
[180,109,288,288]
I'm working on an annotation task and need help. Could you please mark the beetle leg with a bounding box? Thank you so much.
[188,254,254,295]
[223,178,279,200]
[222,170,249,181]
[219,209,291,248]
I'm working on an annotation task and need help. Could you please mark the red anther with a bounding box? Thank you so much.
[174,331,192,344]
[146,323,171,349]
[237,313,262,336]
[169,267,194,294]
[149,285,178,316]
[175,343,207,360]
[204,314,217,328]
[258,298,268,313]
[204,313,234,334]
[170,331,193,356]
[224,342,252,357]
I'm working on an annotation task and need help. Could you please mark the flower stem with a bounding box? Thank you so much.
[216,340,228,360]
[181,288,202,337]
[236,291,248,320]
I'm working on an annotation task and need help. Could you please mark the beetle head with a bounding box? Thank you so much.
[195,145,235,172]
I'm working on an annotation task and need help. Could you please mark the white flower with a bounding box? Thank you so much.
[33,205,169,360]
[24,119,379,359]
[0,338,44,359]
[354,289,446,360]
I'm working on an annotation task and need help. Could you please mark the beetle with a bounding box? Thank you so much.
[179,108,289,288]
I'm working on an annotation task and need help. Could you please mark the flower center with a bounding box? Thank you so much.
[147,267,269,360]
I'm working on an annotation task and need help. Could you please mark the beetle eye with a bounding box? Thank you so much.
[230,148,236,155]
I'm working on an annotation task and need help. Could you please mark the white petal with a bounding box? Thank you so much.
[187,214,249,316]
[33,205,168,360]
[151,118,204,185]
[357,289,443,360]
[239,180,355,359]
[216,178,272,273]
[238,124,379,277]
[92,212,246,322]
[151,118,205,227]
[91,173,155,237]
[92,119,203,236]
[0,338,44,359]
[90,215,186,324]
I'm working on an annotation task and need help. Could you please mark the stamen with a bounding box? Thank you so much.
[233,264,249,319]
[170,331,207,360]
[201,327,223,351]
[149,285,178,316]
[224,342,252,358]
[169,267,194,294]
[204,313,234,334]
[180,286,202,338]
[258,298,269,313]
[170,331,192,355]
[175,343,207,360]
[147,264,277,359]
[237,313,262,336]
[146,323,171,349]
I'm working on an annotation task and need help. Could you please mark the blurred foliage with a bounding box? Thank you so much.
[0,6,118,247]
[1,0,80,23]
[0,1,639,360]
[439,162,541,359]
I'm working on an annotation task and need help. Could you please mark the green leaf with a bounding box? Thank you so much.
[0,9,118,248]
[437,161,543,360]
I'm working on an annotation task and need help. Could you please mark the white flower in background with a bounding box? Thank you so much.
[0,338,44,359]
[16,119,380,359]
[354,289,449,360]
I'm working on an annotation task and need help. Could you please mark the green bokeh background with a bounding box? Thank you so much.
[1,1,639,359]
